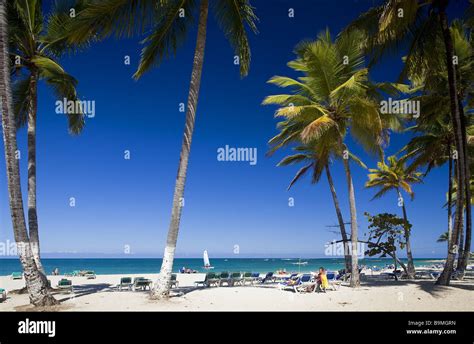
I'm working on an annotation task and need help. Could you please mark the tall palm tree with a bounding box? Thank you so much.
[263,29,403,287]
[402,114,454,248]
[365,155,423,278]
[447,175,474,267]
[66,0,258,298]
[0,0,56,306]
[346,0,471,285]
[8,0,85,273]
[400,19,474,279]
[274,143,366,272]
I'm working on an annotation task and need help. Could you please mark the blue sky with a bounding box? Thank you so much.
[0,0,469,258]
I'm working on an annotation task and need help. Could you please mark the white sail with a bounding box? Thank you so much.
[203,250,211,267]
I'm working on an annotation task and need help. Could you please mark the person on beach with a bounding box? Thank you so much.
[316,268,329,292]
[306,267,328,292]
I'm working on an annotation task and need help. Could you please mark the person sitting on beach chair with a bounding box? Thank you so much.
[306,267,328,293]
[316,268,329,292]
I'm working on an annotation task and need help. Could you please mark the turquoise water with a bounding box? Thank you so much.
[0,258,443,276]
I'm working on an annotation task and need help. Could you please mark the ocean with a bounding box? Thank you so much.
[0,258,444,276]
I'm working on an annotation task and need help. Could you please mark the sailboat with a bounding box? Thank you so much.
[203,250,214,269]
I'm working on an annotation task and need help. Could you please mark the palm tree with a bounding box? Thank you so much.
[365,155,423,278]
[66,0,258,298]
[0,0,57,306]
[402,114,454,248]
[274,143,366,273]
[346,0,471,286]
[263,29,403,287]
[8,0,85,274]
[437,231,449,243]
[400,19,474,279]
[447,175,474,268]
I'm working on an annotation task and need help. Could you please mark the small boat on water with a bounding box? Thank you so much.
[203,250,214,269]
[292,261,308,265]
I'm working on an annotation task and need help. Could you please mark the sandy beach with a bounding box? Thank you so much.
[1,273,473,311]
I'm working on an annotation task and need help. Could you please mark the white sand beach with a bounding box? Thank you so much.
[1,273,473,311]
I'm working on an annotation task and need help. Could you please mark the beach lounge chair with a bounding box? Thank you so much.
[84,271,96,279]
[326,271,341,290]
[259,272,274,284]
[243,272,260,285]
[133,277,152,291]
[250,272,260,284]
[57,279,73,293]
[118,277,133,291]
[242,272,254,285]
[11,272,22,280]
[279,274,313,293]
[0,288,6,302]
[230,272,243,286]
[218,272,232,287]
[281,273,298,282]
[170,274,179,288]
[83,271,96,279]
[194,272,219,287]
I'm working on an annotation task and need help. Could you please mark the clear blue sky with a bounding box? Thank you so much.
[0,0,469,258]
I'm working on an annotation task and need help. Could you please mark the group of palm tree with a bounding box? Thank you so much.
[0,0,257,306]
[265,0,473,287]
[0,0,471,307]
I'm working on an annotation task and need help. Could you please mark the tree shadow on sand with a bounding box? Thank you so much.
[55,283,113,303]
[168,283,284,297]
[360,277,474,298]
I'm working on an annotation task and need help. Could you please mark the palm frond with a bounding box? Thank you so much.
[134,0,197,79]
[212,0,258,77]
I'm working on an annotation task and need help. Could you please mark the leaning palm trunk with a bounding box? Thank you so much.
[397,189,415,279]
[325,165,351,272]
[27,70,44,274]
[0,0,56,306]
[437,6,466,285]
[340,145,360,287]
[152,0,208,299]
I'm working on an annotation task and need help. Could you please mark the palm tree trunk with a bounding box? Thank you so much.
[152,0,208,299]
[447,149,453,250]
[457,208,465,269]
[325,165,351,272]
[27,69,44,274]
[437,4,466,286]
[0,0,56,306]
[459,98,471,274]
[397,189,415,278]
[340,144,360,287]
